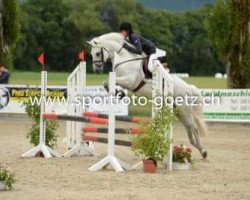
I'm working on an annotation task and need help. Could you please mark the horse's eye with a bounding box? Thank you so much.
[96,52,101,56]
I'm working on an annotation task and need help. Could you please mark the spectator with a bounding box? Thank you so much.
[0,64,10,84]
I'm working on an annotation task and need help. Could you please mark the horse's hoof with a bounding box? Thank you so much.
[202,151,207,159]
[104,84,109,92]
[116,90,126,99]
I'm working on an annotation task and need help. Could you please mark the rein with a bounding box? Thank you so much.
[114,57,146,70]
[92,44,148,93]
[114,56,148,92]
[92,47,112,64]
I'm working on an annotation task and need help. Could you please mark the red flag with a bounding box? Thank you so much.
[79,51,85,61]
[37,52,45,66]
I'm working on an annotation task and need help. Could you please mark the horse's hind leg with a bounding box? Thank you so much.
[186,126,207,158]
[193,130,207,158]
[177,107,207,158]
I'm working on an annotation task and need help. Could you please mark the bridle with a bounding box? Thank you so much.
[92,47,112,64]
[92,44,147,93]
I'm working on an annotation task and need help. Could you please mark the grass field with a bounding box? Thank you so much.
[10,71,227,88]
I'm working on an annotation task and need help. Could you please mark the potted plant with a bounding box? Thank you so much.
[0,165,16,191]
[172,144,192,170]
[131,106,175,173]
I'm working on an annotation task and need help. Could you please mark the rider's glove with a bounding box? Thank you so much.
[123,43,128,48]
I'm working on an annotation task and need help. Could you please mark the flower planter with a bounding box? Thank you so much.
[0,181,7,191]
[143,159,157,173]
[172,162,190,171]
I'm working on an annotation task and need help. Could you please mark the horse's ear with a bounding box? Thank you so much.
[87,39,99,46]
[87,41,92,46]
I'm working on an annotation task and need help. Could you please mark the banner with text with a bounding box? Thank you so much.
[1,85,249,122]
[201,89,250,122]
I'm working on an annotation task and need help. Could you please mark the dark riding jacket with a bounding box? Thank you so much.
[0,70,9,84]
[124,34,156,56]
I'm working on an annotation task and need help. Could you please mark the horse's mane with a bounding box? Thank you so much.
[98,32,124,44]
[92,32,143,59]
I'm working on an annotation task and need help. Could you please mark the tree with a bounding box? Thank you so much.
[65,0,149,72]
[15,0,81,71]
[138,9,172,51]
[205,0,250,88]
[0,0,20,69]
[169,6,223,75]
[14,0,224,76]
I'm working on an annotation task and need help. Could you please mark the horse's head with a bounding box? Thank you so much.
[88,33,125,73]
[87,38,110,74]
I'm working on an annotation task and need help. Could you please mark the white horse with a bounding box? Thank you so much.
[87,32,208,158]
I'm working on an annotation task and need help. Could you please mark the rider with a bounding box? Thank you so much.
[119,22,157,72]
[0,64,10,84]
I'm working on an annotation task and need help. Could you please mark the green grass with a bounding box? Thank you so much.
[10,71,227,88]
[182,77,227,88]
[10,71,108,86]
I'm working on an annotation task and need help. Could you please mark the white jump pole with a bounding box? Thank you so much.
[89,72,131,172]
[132,59,173,171]
[64,53,95,157]
[155,60,173,172]
[22,53,61,158]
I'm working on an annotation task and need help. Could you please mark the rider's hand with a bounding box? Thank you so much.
[123,43,128,48]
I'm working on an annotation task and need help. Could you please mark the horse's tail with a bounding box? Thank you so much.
[191,85,208,137]
[193,104,208,137]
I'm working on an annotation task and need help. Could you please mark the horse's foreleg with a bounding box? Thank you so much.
[115,76,138,90]
[103,80,126,99]
[103,80,109,92]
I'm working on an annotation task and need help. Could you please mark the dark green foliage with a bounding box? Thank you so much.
[168,6,224,75]
[15,0,81,71]
[0,0,20,69]
[132,106,175,161]
[204,0,232,59]
[205,0,250,88]
[3,0,20,45]
[13,0,223,75]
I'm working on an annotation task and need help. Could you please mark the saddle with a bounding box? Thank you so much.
[132,48,168,92]
[142,58,168,79]
[142,58,152,79]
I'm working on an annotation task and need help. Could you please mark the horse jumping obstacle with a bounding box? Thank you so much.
[88,72,131,172]
[43,113,108,124]
[64,59,95,157]
[82,126,140,135]
[64,58,139,157]
[82,135,132,147]
[152,59,174,171]
[82,124,140,148]
[22,51,173,172]
[82,59,174,172]
[83,112,140,123]
[22,52,96,158]
[22,53,62,158]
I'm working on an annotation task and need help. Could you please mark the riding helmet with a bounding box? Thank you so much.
[119,22,133,34]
